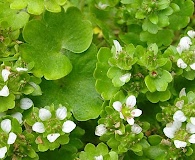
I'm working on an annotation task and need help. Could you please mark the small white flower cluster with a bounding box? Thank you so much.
[0,119,17,159]
[113,95,142,125]
[32,106,76,143]
[163,89,195,148]
[0,68,11,97]
[176,30,195,70]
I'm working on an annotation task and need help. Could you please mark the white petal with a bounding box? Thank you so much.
[95,124,107,136]
[11,112,23,124]
[115,130,123,135]
[126,95,136,108]
[127,117,134,125]
[32,122,45,133]
[119,112,124,119]
[172,121,182,130]
[97,2,109,9]
[0,146,7,159]
[16,67,28,72]
[186,122,195,134]
[173,110,186,122]
[131,124,142,134]
[179,36,192,50]
[20,98,33,110]
[113,40,122,54]
[113,101,122,112]
[62,120,76,133]
[94,155,103,160]
[190,63,195,70]
[131,109,142,117]
[7,132,17,144]
[190,117,195,125]
[174,140,187,148]
[119,73,131,83]
[39,108,51,121]
[163,126,175,139]
[56,106,67,120]
[1,119,11,133]
[179,88,186,98]
[177,58,187,69]
[176,46,183,54]
[187,30,195,38]
[47,133,60,143]
[175,100,184,109]
[189,134,195,143]
[0,85,9,97]
[2,69,11,82]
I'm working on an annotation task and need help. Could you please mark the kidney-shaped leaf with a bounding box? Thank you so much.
[20,7,93,80]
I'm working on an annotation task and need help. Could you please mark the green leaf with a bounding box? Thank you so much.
[144,146,166,159]
[0,94,15,112]
[142,18,158,34]
[146,90,171,103]
[31,45,102,121]
[149,14,158,25]
[148,135,162,146]
[20,7,93,80]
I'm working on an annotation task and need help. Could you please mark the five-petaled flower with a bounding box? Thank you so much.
[113,95,142,125]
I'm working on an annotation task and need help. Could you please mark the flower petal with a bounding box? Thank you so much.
[2,69,11,82]
[178,36,192,50]
[113,40,122,54]
[39,108,52,121]
[190,117,195,125]
[56,106,67,120]
[1,119,11,133]
[131,124,142,134]
[175,100,184,109]
[127,117,134,125]
[119,73,131,83]
[62,120,76,133]
[186,122,195,134]
[94,155,103,160]
[190,63,195,70]
[32,122,45,133]
[177,58,187,69]
[16,67,28,72]
[179,88,186,98]
[113,101,122,112]
[187,30,195,38]
[47,133,60,143]
[126,95,136,108]
[119,112,124,119]
[174,140,187,148]
[20,98,33,110]
[131,109,142,117]
[7,132,17,144]
[163,126,175,139]
[189,134,195,143]
[0,146,7,159]
[95,124,107,136]
[173,110,186,122]
[11,112,23,124]
[0,85,9,97]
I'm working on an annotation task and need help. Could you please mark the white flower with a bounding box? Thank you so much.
[20,98,33,110]
[62,120,76,133]
[131,124,142,134]
[94,155,103,160]
[11,112,23,124]
[47,133,60,143]
[39,108,52,121]
[113,40,122,55]
[163,121,182,138]
[1,119,11,133]
[174,140,187,148]
[187,30,195,38]
[189,134,195,143]
[173,110,186,122]
[190,117,195,125]
[0,146,7,159]
[113,95,142,125]
[119,73,131,83]
[7,132,17,144]
[179,88,186,97]
[16,67,28,72]
[177,58,187,69]
[56,106,67,120]
[190,63,195,70]
[95,124,107,136]
[186,122,195,134]
[0,85,9,97]
[2,69,11,82]
[177,36,192,54]
[97,2,109,10]
[32,122,45,133]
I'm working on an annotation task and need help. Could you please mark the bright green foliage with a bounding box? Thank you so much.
[20,7,93,80]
